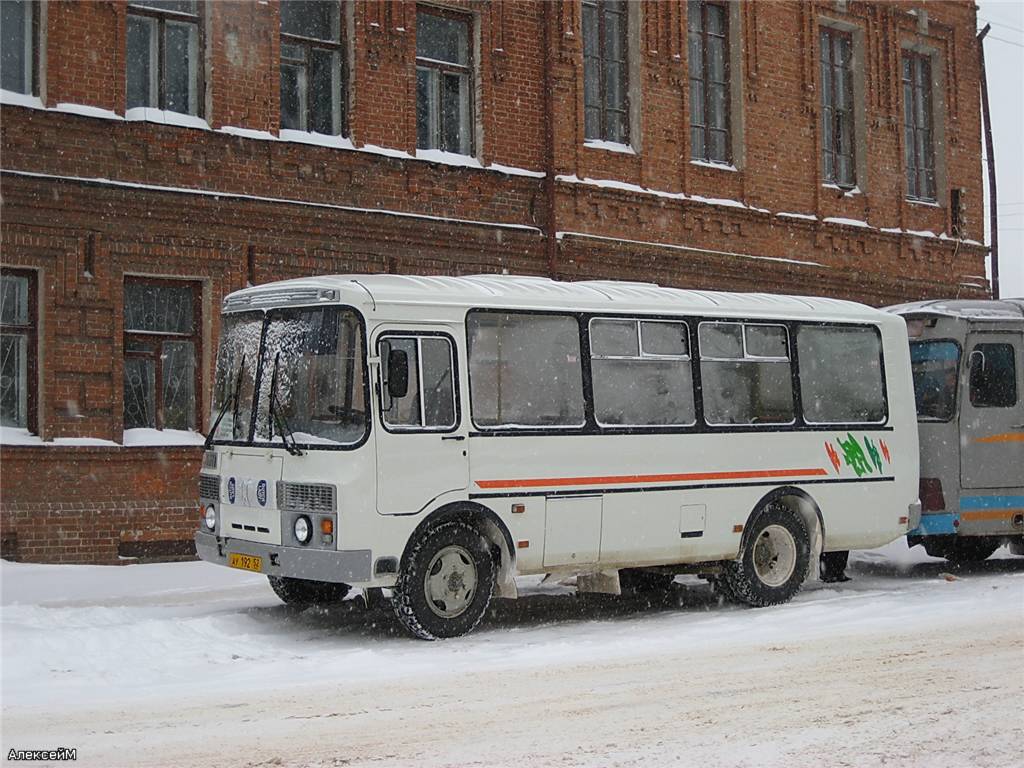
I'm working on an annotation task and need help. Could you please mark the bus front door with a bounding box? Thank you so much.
[374,329,468,515]
[959,331,1024,491]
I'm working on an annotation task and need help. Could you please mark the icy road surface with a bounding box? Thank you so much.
[2,541,1022,768]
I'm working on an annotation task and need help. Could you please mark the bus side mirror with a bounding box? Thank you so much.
[387,348,409,399]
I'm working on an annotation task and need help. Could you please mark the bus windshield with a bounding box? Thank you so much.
[209,307,367,447]
[910,340,960,422]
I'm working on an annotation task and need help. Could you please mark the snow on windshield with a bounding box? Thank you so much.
[252,307,367,447]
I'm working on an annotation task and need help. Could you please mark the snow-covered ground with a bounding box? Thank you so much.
[2,541,1022,767]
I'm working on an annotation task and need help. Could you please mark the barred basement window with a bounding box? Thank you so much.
[123,278,201,432]
[416,7,472,155]
[1,0,40,96]
[820,27,856,188]
[0,269,38,433]
[280,0,345,136]
[126,1,203,116]
[687,0,730,164]
[582,0,629,144]
[903,51,936,202]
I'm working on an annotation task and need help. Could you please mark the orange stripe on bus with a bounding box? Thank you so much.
[960,509,1024,522]
[975,433,1024,444]
[475,467,829,490]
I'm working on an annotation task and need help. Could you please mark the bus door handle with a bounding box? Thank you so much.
[441,435,466,441]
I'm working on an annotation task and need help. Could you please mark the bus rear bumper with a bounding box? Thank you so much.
[908,512,957,537]
[195,530,372,585]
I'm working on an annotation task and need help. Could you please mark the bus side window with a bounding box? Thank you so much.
[698,322,794,426]
[969,343,1017,408]
[797,325,886,424]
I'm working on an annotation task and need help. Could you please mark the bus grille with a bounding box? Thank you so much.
[199,474,220,501]
[277,482,336,513]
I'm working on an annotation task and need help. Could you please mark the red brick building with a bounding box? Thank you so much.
[0,0,988,563]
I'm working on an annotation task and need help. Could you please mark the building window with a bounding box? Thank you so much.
[280,0,345,136]
[1,0,39,96]
[687,1,730,164]
[903,51,936,202]
[416,7,472,155]
[126,1,203,116]
[582,0,629,144]
[123,279,200,432]
[0,269,38,433]
[820,27,856,188]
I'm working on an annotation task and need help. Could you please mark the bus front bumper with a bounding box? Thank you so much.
[195,530,372,585]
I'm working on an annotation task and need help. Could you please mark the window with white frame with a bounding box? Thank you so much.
[902,50,936,202]
[126,1,202,116]
[416,7,473,155]
[1,0,39,96]
[0,269,38,433]
[699,322,795,426]
[582,0,629,144]
[590,318,695,427]
[123,278,201,432]
[280,0,345,136]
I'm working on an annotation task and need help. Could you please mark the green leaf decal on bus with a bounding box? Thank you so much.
[864,436,883,474]
[837,433,872,477]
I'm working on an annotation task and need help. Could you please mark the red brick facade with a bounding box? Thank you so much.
[0,1,988,563]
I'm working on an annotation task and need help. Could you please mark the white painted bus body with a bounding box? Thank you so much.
[196,275,920,603]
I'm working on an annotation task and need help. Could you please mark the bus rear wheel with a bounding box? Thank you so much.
[392,520,496,640]
[722,504,810,607]
[268,576,350,606]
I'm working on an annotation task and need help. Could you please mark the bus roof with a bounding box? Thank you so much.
[886,298,1024,322]
[223,273,891,322]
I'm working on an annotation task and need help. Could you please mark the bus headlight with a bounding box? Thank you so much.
[294,515,311,545]
[204,506,217,531]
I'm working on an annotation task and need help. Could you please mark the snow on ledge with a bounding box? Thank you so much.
[123,428,207,447]
[219,125,277,141]
[279,129,356,150]
[557,231,823,267]
[823,216,871,229]
[1,90,44,109]
[1,426,204,448]
[690,159,738,172]
[777,211,819,221]
[55,102,123,121]
[583,139,637,155]
[125,107,210,131]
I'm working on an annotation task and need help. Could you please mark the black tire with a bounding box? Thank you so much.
[268,576,350,606]
[722,503,810,607]
[618,568,676,595]
[392,520,496,640]
[709,575,739,603]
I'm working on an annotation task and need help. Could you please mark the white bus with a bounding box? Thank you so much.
[196,275,920,639]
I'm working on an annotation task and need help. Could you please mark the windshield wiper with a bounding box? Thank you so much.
[268,352,303,456]
[205,355,246,449]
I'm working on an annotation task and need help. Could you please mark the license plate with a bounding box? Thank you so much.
[228,553,263,573]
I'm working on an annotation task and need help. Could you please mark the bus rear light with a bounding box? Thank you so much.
[899,516,909,525]
[919,478,946,512]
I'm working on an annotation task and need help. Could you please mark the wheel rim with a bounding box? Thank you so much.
[424,544,478,619]
[752,524,797,587]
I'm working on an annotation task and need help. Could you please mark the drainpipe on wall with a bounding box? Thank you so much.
[543,1,558,279]
[977,24,999,299]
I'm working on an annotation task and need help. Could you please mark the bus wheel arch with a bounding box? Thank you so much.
[723,488,819,606]
[404,502,517,600]
[750,486,825,578]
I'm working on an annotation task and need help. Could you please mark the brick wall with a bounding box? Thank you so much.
[0,0,988,564]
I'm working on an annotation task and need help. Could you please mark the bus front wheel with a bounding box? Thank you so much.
[392,520,496,640]
[268,576,350,606]
[722,504,810,607]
